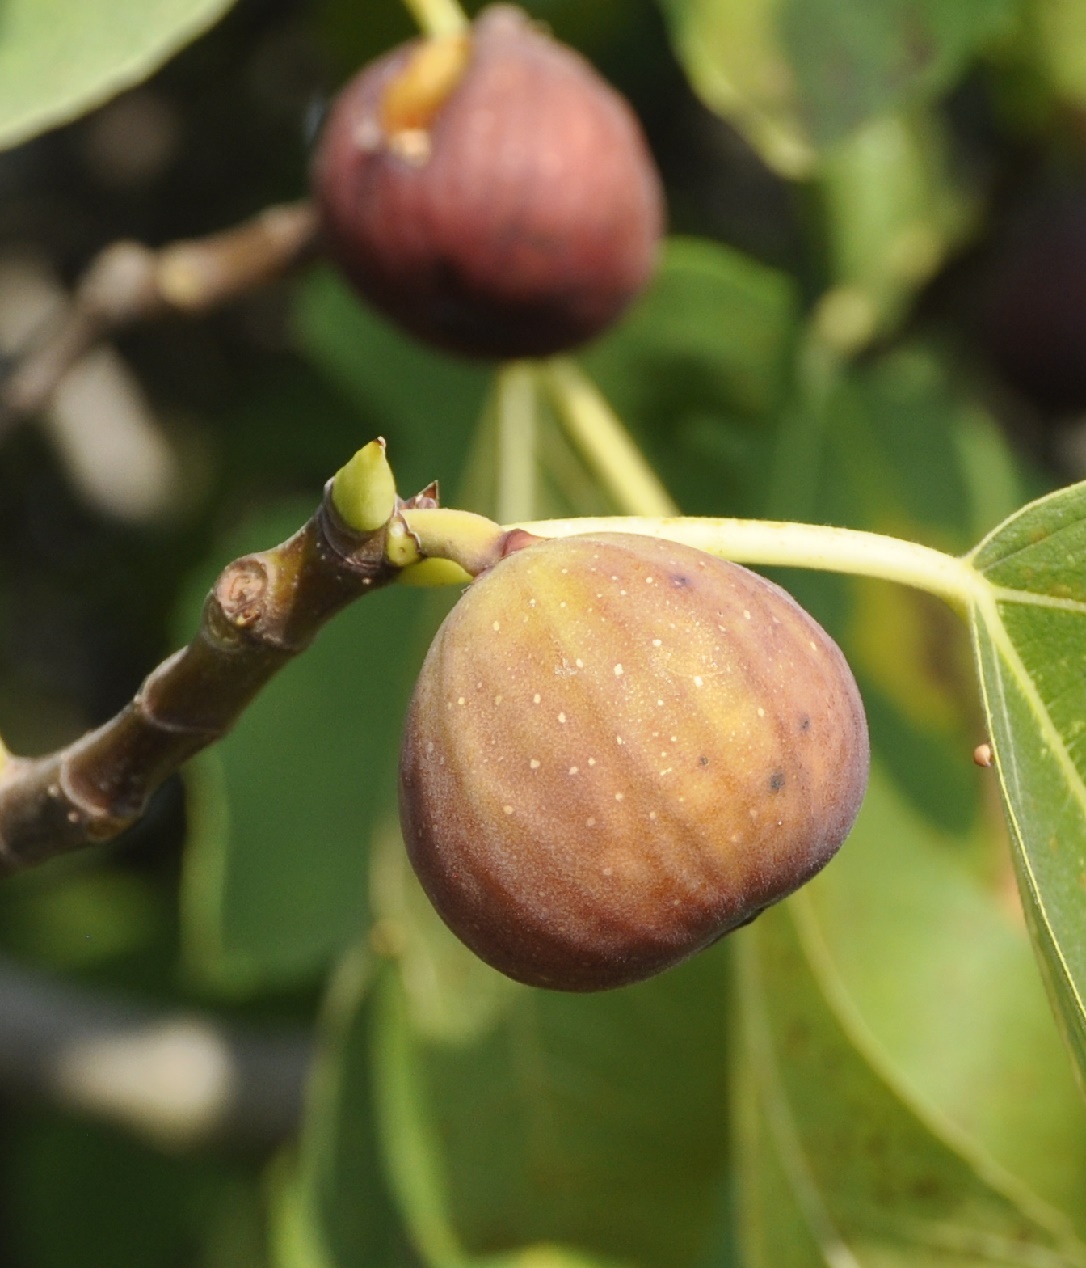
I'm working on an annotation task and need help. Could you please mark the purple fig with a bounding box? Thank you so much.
[312,5,665,358]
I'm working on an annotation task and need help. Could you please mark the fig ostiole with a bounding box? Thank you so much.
[312,5,664,358]
[398,532,870,991]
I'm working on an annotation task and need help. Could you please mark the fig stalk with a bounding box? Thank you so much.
[494,362,541,523]
[398,507,978,608]
[541,359,678,518]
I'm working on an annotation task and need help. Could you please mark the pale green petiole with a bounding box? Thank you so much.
[494,362,539,523]
[399,506,982,611]
[540,359,679,519]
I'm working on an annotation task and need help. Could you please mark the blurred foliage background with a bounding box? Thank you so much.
[3,0,1086,1264]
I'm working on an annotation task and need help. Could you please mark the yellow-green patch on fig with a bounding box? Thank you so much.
[398,532,869,990]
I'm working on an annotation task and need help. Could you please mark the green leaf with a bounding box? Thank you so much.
[179,500,434,989]
[814,109,975,351]
[759,341,1086,1227]
[6,1109,264,1268]
[967,480,1086,1095]
[772,346,1016,833]
[468,364,626,526]
[272,950,413,1268]
[1027,0,1086,106]
[655,0,1015,173]
[803,764,1086,1229]
[583,236,798,518]
[654,0,814,175]
[779,0,1016,149]
[590,237,798,422]
[179,268,492,989]
[0,0,238,151]
[293,267,490,504]
[367,830,732,1268]
[736,900,1086,1266]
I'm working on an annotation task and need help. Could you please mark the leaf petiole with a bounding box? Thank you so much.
[540,359,679,518]
[400,506,982,610]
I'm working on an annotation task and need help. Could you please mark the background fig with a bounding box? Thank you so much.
[312,5,665,358]
[399,533,870,991]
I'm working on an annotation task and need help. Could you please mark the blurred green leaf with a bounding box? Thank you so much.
[654,0,814,175]
[804,764,1086,1229]
[7,1111,265,1268]
[367,829,732,1268]
[0,0,238,151]
[0,867,163,972]
[771,344,1009,831]
[1027,0,1086,105]
[180,268,492,989]
[753,338,1086,1228]
[468,363,624,526]
[967,480,1086,1098]
[779,0,1016,148]
[814,109,974,351]
[655,0,1015,173]
[180,500,432,989]
[736,900,1086,1266]
[828,347,1025,545]
[482,359,678,523]
[595,237,799,420]
[272,950,414,1268]
[584,236,798,517]
[293,268,490,504]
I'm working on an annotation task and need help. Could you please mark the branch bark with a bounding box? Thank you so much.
[0,200,319,430]
[0,472,433,874]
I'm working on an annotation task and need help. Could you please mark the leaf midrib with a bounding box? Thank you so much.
[969,586,1086,1054]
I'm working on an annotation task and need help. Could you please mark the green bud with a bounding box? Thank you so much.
[331,438,398,532]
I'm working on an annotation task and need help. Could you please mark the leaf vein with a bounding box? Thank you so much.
[971,594,1086,1044]
[987,588,1086,616]
[970,485,1086,573]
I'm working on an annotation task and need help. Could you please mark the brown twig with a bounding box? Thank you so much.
[0,474,433,874]
[0,199,320,428]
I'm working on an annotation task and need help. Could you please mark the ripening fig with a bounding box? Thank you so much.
[399,533,869,991]
[312,5,664,358]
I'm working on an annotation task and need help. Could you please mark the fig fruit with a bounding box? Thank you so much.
[399,532,869,991]
[312,5,664,358]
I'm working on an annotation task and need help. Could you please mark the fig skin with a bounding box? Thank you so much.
[399,532,869,991]
[312,5,664,359]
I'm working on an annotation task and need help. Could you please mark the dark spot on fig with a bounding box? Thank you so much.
[799,714,811,732]
[769,771,785,792]
[697,755,710,768]
[669,572,691,589]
